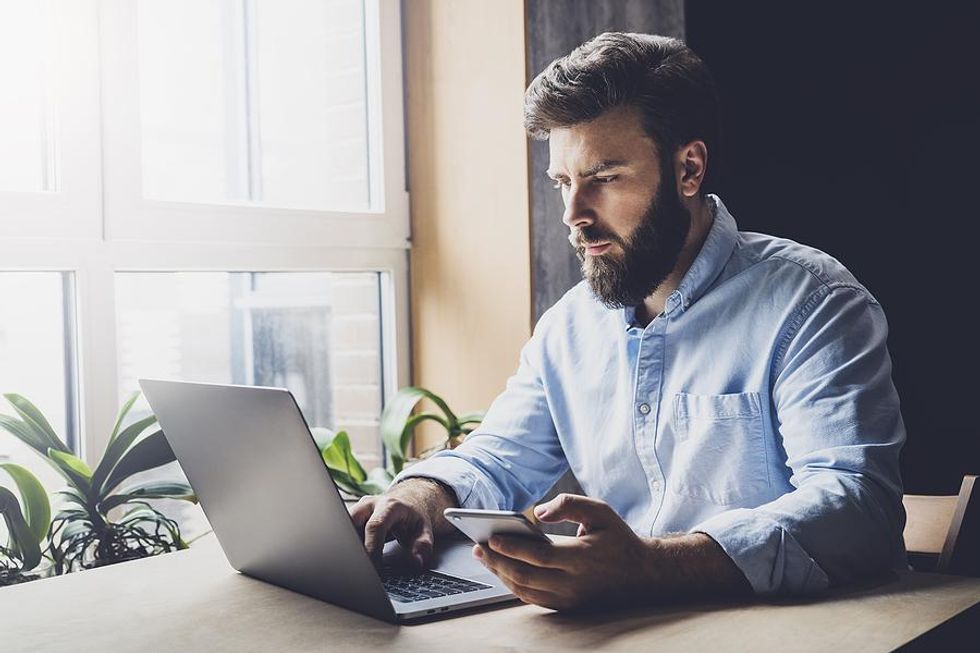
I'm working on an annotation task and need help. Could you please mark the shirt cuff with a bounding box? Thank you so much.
[391,453,501,510]
[692,508,830,596]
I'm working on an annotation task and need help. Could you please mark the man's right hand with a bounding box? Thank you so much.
[349,477,458,569]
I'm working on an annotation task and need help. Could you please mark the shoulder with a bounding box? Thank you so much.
[722,230,880,306]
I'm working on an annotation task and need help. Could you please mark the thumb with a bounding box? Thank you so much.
[533,493,619,532]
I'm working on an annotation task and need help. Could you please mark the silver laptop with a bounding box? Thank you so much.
[139,379,515,623]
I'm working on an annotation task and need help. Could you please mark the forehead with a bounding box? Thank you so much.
[547,105,659,175]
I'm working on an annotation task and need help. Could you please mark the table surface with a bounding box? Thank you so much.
[2,535,979,652]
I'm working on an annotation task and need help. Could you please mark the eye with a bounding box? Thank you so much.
[594,175,618,184]
[551,179,570,191]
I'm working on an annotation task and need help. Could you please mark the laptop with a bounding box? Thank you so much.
[139,379,516,623]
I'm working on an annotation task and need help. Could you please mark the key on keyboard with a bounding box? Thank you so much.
[381,568,491,603]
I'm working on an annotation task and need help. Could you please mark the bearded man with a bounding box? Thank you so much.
[352,32,907,610]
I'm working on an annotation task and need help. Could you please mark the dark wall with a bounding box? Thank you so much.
[685,0,980,494]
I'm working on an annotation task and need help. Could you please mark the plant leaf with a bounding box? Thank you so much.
[319,431,367,484]
[109,391,142,444]
[456,411,486,427]
[362,466,393,495]
[0,463,51,544]
[55,487,88,508]
[91,414,158,498]
[100,430,176,495]
[379,387,438,473]
[46,449,93,497]
[325,468,363,497]
[3,394,69,454]
[0,486,42,570]
[98,481,196,514]
[0,414,50,457]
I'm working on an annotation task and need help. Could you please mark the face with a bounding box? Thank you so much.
[547,105,691,308]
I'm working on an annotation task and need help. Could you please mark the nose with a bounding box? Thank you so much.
[561,184,595,229]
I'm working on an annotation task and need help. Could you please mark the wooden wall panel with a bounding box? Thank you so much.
[404,0,531,451]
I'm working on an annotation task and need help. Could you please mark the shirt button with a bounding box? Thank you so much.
[638,403,651,415]
[650,479,661,492]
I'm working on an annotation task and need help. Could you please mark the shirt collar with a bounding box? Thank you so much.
[622,194,738,327]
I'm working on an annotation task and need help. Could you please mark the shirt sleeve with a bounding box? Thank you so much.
[392,314,568,511]
[693,284,907,595]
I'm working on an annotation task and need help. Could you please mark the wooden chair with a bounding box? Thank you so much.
[903,475,979,575]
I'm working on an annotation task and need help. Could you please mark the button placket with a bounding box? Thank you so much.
[632,318,668,531]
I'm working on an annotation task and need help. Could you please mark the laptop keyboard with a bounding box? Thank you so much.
[380,568,492,603]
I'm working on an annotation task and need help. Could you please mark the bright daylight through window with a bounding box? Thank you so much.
[0,0,409,553]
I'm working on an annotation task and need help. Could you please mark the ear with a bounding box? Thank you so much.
[676,140,708,198]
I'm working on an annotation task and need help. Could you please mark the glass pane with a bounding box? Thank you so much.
[0,272,75,494]
[115,271,384,463]
[137,0,372,211]
[0,0,57,192]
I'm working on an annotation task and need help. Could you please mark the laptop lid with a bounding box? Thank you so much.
[139,379,397,623]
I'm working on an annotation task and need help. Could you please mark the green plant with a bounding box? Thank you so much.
[315,386,485,498]
[0,463,51,586]
[0,392,197,573]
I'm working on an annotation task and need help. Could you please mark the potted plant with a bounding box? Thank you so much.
[0,463,50,586]
[316,386,485,499]
[0,392,198,573]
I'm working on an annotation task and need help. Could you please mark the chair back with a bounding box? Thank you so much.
[903,475,979,575]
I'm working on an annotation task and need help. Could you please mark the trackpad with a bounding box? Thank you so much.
[382,536,500,584]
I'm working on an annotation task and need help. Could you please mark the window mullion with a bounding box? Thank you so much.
[75,249,120,467]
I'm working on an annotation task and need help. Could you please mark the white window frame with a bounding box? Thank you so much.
[0,0,411,466]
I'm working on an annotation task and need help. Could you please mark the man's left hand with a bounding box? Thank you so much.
[473,493,660,611]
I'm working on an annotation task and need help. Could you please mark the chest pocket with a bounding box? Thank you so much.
[669,391,770,505]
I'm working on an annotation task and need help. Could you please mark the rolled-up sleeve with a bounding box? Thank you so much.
[393,316,568,511]
[694,284,907,595]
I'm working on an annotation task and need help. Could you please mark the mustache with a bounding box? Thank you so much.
[568,226,621,250]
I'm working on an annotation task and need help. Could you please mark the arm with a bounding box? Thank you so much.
[392,315,568,512]
[692,285,907,595]
[352,315,568,566]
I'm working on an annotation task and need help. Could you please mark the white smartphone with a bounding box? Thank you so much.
[443,508,550,544]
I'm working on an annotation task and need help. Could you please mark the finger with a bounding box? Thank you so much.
[474,544,565,593]
[409,522,435,568]
[533,493,619,532]
[487,534,568,569]
[363,503,404,561]
[348,497,376,538]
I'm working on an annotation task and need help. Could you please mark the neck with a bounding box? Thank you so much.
[635,196,714,326]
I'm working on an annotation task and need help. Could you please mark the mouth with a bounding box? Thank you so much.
[582,242,612,256]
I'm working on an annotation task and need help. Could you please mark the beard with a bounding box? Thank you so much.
[571,173,692,309]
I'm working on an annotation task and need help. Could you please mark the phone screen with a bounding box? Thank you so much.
[444,508,550,544]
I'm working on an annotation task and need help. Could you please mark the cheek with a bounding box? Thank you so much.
[597,194,648,240]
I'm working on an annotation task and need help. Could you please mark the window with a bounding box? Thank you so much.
[0,272,78,491]
[0,0,409,497]
[116,271,385,465]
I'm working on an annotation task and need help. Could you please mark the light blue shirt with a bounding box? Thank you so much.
[398,194,907,595]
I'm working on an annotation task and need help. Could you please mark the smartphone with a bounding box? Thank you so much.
[443,508,550,544]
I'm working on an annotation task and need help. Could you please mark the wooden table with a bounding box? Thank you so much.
[2,535,978,652]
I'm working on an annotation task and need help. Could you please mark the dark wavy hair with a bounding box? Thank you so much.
[524,32,722,193]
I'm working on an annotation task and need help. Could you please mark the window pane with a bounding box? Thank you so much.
[115,271,384,464]
[0,272,76,494]
[137,0,372,211]
[0,0,57,192]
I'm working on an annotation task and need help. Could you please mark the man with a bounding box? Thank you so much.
[351,32,907,611]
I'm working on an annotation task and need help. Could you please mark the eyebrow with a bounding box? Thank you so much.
[546,160,627,180]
